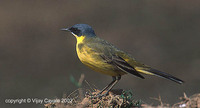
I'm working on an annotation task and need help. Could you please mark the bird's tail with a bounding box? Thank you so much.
[135,67,184,84]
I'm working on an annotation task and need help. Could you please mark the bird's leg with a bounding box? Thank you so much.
[101,75,121,96]
[92,76,116,98]
[97,76,116,95]
[94,76,121,98]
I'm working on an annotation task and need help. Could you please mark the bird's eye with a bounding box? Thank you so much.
[69,27,81,36]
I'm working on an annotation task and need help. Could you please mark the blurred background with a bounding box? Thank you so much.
[0,0,200,108]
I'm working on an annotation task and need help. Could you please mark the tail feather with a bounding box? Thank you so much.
[137,68,184,84]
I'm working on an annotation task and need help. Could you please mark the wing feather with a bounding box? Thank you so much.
[100,55,144,79]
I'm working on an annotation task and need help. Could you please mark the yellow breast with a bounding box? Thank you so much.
[75,36,126,76]
[76,36,105,68]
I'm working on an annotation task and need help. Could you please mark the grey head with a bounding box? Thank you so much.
[61,24,96,37]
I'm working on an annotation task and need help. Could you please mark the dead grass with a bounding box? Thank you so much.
[44,88,142,108]
[44,75,200,108]
[44,91,200,108]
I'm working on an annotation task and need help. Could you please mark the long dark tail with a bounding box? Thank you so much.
[136,67,184,84]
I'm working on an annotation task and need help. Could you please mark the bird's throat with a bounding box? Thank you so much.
[76,35,86,44]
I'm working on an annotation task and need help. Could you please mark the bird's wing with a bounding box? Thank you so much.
[100,54,144,79]
[86,37,144,79]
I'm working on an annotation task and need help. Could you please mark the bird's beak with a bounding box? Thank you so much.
[60,28,69,31]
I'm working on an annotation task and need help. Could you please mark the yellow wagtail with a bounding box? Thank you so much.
[61,24,184,97]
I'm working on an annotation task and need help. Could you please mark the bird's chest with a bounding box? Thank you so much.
[76,43,97,65]
[76,43,111,69]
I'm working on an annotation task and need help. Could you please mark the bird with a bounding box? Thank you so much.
[61,24,184,97]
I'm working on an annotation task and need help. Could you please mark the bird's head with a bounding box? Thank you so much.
[61,24,96,37]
